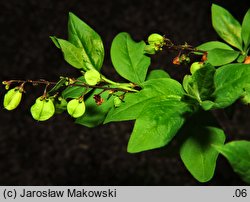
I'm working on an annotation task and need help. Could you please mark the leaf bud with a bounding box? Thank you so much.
[2,81,10,90]
[3,87,22,110]
[69,78,76,85]
[84,69,101,86]
[5,84,10,90]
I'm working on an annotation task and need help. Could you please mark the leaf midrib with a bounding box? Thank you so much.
[215,70,250,93]
[38,100,45,120]
[108,94,181,121]
[71,21,96,69]
[65,44,84,66]
[125,35,143,84]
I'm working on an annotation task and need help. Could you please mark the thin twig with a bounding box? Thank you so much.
[3,79,137,93]
[163,38,207,54]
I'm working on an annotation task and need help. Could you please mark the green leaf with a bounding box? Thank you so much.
[192,64,216,101]
[55,98,67,114]
[50,37,85,69]
[201,100,214,111]
[50,36,60,48]
[62,76,90,99]
[212,4,242,50]
[128,99,191,153]
[213,141,250,184]
[237,54,246,63]
[182,75,192,94]
[75,89,116,128]
[48,77,67,95]
[180,126,226,182]
[183,64,216,102]
[207,49,239,66]
[213,64,250,108]
[197,41,233,52]
[68,12,104,70]
[242,9,250,50]
[104,78,185,123]
[196,41,239,66]
[146,69,170,80]
[111,32,151,84]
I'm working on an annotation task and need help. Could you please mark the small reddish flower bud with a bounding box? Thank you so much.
[173,56,180,65]
[244,56,250,64]
[94,94,104,105]
[202,52,208,61]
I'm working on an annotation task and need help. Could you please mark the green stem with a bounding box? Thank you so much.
[101,75,138,92]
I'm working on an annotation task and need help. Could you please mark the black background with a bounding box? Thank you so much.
[0,0,250,185]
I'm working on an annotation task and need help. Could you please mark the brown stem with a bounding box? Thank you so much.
[5,79,57,85]
[3,78,136,93]
[164,38,207,54]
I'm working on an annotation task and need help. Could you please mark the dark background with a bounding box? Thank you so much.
[0,0,250,185]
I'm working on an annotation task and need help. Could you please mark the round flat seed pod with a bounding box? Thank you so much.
[67,99,86,118]
[190,62,203,74]
[4,87,22,110]
[148,33,164,51]
[30,97,55,121]
[84,69,101,86]
[114,97,122,107]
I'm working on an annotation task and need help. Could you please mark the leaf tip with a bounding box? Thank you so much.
[50,36,60,49]
[211,3,221,12]
[127,146,137,154]
[68,12,75,18]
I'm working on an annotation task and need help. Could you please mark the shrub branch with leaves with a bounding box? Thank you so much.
[2,4,250,184]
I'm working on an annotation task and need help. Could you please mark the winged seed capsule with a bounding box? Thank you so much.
[30,97,55,121]
[147,33,164,51]
[190,62,204,74]
[84,69,101,86]
[144,44,156,54]
[67,98,85,118]
[113,97,122,107]
[3,87,23,110]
